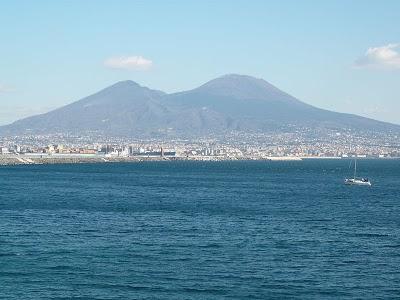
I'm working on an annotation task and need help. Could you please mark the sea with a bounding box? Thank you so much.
[1,159,399,299]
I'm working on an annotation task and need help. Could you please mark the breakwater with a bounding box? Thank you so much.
[0,155,147,165]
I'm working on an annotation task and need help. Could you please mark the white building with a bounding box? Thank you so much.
[0,147,10,154]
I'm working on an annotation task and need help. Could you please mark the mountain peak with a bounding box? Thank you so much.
[98,80,166,98]
[195,74,299,103]
[217,73,261,80]
[202,74,264,86]
[108,80,141,89]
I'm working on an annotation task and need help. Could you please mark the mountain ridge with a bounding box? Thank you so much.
[1,74,398,137]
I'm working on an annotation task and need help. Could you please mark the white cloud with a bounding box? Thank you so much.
[104,55,153,70]
[355,43,400,69]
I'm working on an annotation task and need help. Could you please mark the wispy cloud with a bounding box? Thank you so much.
[355,43,400,69]
[104,55,153,70]
[0,105,54,125]
[0,83,15,93]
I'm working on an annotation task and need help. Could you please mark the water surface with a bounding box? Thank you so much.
[1,160,399,299]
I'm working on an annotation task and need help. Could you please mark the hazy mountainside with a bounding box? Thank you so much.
[164,75,396,132]
[3,81,170,136]
[1,74,398,137]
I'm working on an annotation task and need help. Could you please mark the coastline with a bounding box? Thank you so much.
[0,154,399,166]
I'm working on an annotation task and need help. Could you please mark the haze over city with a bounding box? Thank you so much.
[1,0,399,126]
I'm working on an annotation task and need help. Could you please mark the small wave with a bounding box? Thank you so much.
[383,244,400,248]
[353,233,390,238]
[0,253,18,257]
[300,219,333,223]
[198,243,222,248]
[47,265,73,270]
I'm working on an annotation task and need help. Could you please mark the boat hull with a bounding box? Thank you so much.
[345,179,371,186]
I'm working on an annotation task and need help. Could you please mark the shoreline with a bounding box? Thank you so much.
[0,155,399,166]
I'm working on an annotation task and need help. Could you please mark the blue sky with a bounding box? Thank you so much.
[0,0,399,125]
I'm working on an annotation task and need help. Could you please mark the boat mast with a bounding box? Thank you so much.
[354,157,357,179]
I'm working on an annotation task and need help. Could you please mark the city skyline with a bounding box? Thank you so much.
[0,0,399,125]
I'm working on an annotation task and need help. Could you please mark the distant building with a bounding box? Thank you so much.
[0,147,10,154]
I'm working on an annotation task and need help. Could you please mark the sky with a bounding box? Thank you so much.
[0,0,399,125]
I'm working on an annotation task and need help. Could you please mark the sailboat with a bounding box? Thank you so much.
[345,157,371,186]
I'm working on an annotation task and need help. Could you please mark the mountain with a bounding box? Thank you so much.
[164,74,398,133]
[1,74,398,137]
[1,80,170,136]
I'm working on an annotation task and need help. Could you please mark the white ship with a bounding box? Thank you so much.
[345,157,371,186]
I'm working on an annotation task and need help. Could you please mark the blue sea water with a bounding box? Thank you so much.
[1,159,400,299]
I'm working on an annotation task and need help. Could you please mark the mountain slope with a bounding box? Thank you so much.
[2,80,171,135]
[164,74,397,133]
[0,74,398,137]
